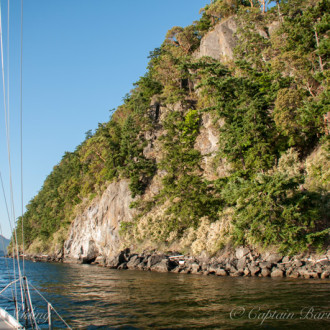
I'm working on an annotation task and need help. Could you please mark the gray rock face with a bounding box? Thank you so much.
[58,245,330,280]
[93,256,106,266]
[249,266,261,276]
[237,257,247,270]
[191,263,201,274]
[194,114,229,180]
[194,113,219,156]
[151,259,170,272]
[196,16,238,61]
[117,262,128,270]
[64,180,134,262]
[321,271,330,279]
[230,270,244,277]
[195,16,278,63]
[259,262,273,269]
[293,260,303,267]
[151,259,176,272]
[127,255,141,269]
[208,264,218,274]
[299,270,319,279]
[265,253,283,264]
[288,271,299,279]
[261,268,271,277]
[236,247,250,259]
[147,254,165,269]
[271,269,284,277]
[244,268,251,276]
[107,250,127,268]
[282,256,291,263]
[81,239,99,263]
[216,268,227,276]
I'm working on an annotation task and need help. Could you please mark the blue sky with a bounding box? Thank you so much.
[0,1,277,239]
[0,0,209,239]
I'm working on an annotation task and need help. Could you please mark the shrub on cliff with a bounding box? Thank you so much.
[222,172,327,254]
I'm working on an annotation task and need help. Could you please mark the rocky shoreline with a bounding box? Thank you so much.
[21,247,330,280]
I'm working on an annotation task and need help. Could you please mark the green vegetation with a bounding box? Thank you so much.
[16,0,329,255]
[157,109,221,235]
[221,172,326,254]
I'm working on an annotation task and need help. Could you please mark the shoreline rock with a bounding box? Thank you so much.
[15,247,330,280]
[101,248,330,279]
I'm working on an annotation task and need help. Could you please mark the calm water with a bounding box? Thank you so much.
[0,257,329,329]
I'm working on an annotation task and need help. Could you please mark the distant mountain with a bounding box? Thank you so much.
[0,235,10,256]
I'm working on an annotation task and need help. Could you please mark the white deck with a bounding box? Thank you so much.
[0,307,24,329]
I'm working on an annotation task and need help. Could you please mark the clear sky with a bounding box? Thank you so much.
[0,0,209,239]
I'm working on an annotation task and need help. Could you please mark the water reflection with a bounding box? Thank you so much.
[1,258,329,329]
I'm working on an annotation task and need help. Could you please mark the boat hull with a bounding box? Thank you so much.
[0,307,24,329]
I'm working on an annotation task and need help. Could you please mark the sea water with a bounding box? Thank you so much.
[0,257,329,329]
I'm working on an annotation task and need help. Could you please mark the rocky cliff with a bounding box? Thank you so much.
[196,16,238,61]
[62,17,239,261]
[63,109,225,261]
[19,1,329,265]
[195,16,280,61]
[64,180,134,262]
[61,8,329,263]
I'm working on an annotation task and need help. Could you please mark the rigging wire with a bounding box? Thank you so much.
[0,225,15,303]
[0,171,15,301]
[0,2,70,328]
[0,222,14,299]
[29,281,72,329]
[5,0,21,317]
[0,0,25,318]
[0,1,17,312]
[20,0,25,277]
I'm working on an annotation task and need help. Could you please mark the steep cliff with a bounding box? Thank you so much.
[195,16,280,61]
[63,106,229,261]
[18,0,329,261]
[196,16,238,61]
[64,180,134,261]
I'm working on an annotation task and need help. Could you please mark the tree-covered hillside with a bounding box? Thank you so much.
[16,0,329,255]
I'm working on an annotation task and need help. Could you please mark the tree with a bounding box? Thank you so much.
[165,25,200,55]
[200,0,244,25]
[273,88,303,146]
[197,61,278,171]
[258,0,266,13]
[155,109,221,235]
[222,172,324,254]
[119,115,156,197]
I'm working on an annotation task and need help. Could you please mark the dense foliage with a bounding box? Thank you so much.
[16,0,329,255]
